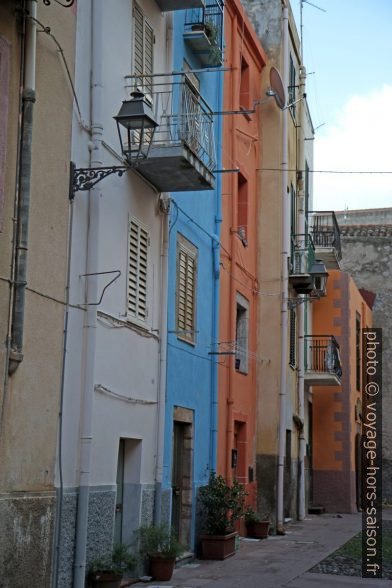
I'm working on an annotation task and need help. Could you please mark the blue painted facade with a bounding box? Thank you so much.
[162,5,224,550]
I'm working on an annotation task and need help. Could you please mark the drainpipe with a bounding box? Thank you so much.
[154,193,170,524]
[210,66,223,471]
[8,0,37,375]
[297,65,307,521]
[73,1,103,585]
[225,13,239,483]
[276,1,289,535]
[153,12,173,524]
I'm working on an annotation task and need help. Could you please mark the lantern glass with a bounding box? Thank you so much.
[310,260,329,297]
[114,91,158,163]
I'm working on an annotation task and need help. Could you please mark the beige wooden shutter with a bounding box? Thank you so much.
[177,237,197,342]
[128,218,149,322]
[133,4,154,97]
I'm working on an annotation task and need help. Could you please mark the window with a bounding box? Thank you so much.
[289,309,296,368]
[304,161,310,234]
[289,54,296,118]
[237,173,248,242]
[182,60,201,155]
[290,183,296,262]
[239,56,250,110]
[133,3,154,100]
[176,234,198,344]
[235,293,249,374]
[356,312,361,391]
[127,217,149,323]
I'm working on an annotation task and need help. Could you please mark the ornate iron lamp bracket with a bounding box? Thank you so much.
[43,0,75,7]
[70,163,129,199]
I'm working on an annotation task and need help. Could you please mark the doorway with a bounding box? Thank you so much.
[171,407,194,547]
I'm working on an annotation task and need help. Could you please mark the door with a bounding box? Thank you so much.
[172,422,185,541]
[114,439,125,544]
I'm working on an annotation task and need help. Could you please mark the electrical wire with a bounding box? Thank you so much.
[257,168,392,174]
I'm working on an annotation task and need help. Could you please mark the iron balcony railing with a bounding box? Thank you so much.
[290,233,315,275]
[125,73,216,172]
[184,0,224,53]
[304,335,342,379]
[309,211,342,262]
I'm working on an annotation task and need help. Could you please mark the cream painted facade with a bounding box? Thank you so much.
[0,1,75,586]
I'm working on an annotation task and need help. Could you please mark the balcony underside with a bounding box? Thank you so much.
[183,31,222,67]
[135,143,215,192]
[305,372,342,386]
[289,274,313,294]
[156,0,204,10]
[314,247,341,270]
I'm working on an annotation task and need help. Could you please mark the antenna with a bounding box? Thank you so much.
[300,0,326,61]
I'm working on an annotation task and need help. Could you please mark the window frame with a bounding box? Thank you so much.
[235,293,249,375]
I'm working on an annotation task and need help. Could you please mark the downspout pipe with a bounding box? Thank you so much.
[154,12,173,524]
[154,193,170,524]
[277,2,289,535]
[297,66,307,521]
[8,0,37,375]
[73,1,103,585]
[210,63,223,473]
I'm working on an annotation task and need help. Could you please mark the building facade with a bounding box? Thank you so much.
[162,2,224,552]
[0,1,76,586]
[311,270,372,512]
[336,207,392,503]
[217,0,266,517]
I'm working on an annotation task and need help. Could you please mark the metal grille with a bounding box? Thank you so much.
[128,218,149,322]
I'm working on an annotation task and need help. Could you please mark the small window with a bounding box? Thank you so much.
[237,173,248,243]
[289,54,296,118]
[176,234,198,344]
[133,3,154,100]
[127,217,150,323]
[289,309,296,368]
[239,56,250,110]
[235,293,249,374]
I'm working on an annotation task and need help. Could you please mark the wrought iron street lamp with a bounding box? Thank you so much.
[71,90,158,197]
[310,260,329,297]
[114,90,158,164]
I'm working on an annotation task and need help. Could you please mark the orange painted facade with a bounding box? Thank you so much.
[311,270,372,512]
[217,0,266,509]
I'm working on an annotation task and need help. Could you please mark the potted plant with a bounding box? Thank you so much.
[198,473,247,560]
[244,506,270,539]
[137,522,184,581]
[88,543,136,588]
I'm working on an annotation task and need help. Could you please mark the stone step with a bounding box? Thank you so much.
[308,505,326,515]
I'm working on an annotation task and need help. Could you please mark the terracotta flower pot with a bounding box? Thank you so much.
[91,571,123,588]
[247,521,270,539]
[200,531,237,560]
[149,556,176,581]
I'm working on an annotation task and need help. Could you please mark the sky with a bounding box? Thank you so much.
[291,0,392,212]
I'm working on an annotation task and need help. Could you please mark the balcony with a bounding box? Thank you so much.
[289,234,315,294]
[304,335,342,386]
[309,211,342,269]
[124,73,215,192]
[156,0,204,11]
[184,1,224,67]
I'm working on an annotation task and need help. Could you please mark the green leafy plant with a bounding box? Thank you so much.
[88,543,136,576]
[204,20,218,45]
[199,473,248,535]
[137,523,185,559]
[244,506,261,525]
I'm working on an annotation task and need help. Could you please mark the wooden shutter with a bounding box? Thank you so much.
[128,218,149,322]
[133,4,153,98]
[289,309,296,367]
[177,236,197,343]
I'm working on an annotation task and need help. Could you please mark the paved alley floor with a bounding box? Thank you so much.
[132,512,392,588]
